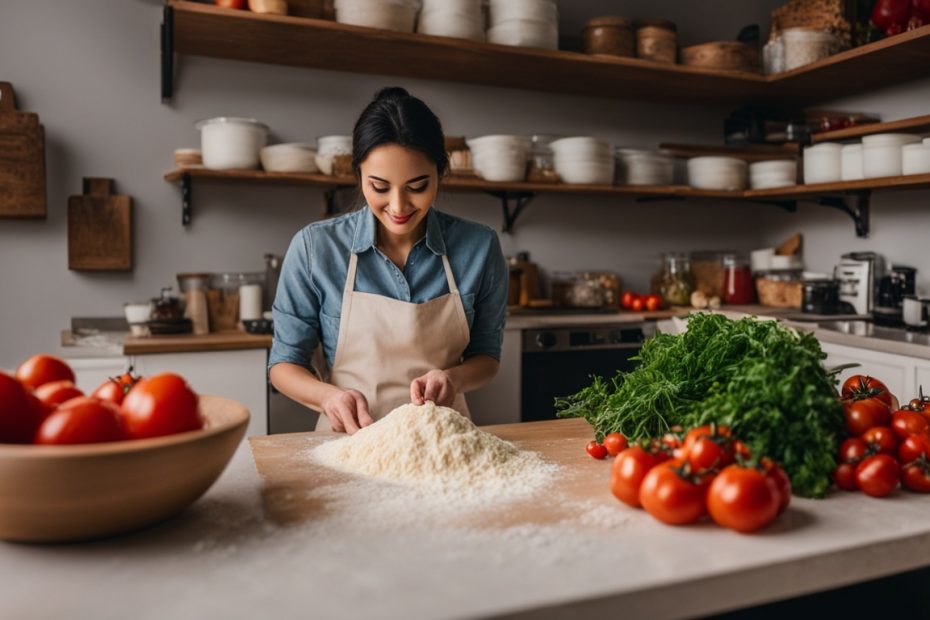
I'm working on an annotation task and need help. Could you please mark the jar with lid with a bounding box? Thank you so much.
[527,134,560,183]
[582,16,634,58]
[635,18,677,63]
[781,27,842,71]
[657,253,694,306]
[177,273,211,335]
[722,254,756,305]
[551,271,605,308]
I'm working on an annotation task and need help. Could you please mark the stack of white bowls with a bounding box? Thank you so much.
[418,0,484,41]
[488,0,559,50]
[550,137,614,185]
[687,156,748,190]
[467,135,530,182]
[862,133,921,178]
[315,135,353,176]
[334,0,418,32]
[749,159,796,189]
[615,149,674,185]
[903,140,930,175]
[260,143,319,173]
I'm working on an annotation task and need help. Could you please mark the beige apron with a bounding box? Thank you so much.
[316,249,471,430]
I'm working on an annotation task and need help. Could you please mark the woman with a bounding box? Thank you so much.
[269,87,507,434]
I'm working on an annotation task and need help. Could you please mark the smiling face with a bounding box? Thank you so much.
[359,143,439,245]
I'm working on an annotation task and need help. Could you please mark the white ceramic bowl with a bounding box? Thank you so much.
[196,117,269,170]
[317,135,353,154]
[749,159,796,189]
[863,134,921,178]
[335,0,417,32]
[803,143,842,184]
[615,149,674,185]
[418,11,484,40]
[841,144,864,181]
[489,0,558,25]
[687,156,748,190]
[902,143,930,175]
[554,160,614,185]
[487,20,558,49]
[550,137,612,159]
[260,143,319,173]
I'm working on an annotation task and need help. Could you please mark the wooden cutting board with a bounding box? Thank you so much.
[248,418,608,527]
[67,178,133,271]
[0,82,46,219]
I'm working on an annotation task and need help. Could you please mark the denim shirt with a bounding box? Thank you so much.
[269,208,507,374]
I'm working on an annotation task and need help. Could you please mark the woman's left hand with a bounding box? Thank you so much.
[410,369,457,407]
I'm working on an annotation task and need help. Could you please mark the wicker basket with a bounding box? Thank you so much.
[770,0,851,46]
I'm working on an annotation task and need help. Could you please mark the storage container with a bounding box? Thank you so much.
[749,159,796,189]
[862,133,921,178]
[196,117,269,170]
[781,27,842,71]
[334,0,417,32]
[802,142,842,184]
[841,143,864,181]
[582,16,634,57]
[902,143,930,175]
[687,156,748,191]
[615,149,674,185]
[635,18,677,63]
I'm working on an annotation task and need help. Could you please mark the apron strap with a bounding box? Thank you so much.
[441,254,459,294]
[343,252,360,298]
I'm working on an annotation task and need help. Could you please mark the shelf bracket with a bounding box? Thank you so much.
[486,190,535,233]
[161,5,174,103]
[181,172,192,226]
[813,191,871,238]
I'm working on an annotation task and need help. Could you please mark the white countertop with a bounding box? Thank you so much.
[6,437,930,620]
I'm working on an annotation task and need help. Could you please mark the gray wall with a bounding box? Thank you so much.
[0,0,926,369]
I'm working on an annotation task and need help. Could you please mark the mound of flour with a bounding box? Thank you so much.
[311,402,556,499]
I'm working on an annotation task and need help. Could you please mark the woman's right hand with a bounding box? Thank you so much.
[321,388,373,435]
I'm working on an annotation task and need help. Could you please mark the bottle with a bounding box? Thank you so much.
[722,254,755,305]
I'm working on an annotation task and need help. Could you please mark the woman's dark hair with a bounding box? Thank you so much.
[352,87,448,177]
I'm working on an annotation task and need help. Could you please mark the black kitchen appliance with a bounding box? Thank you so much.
[875,265,917,327]
[520,324,651,422]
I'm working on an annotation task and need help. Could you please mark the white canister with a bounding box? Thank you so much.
[902,143,930,175]
[239,284,263,322]
[903,296,929,328]
[862,133,921,178]
[803,143,842,184]
[196,117,269,170]
[840,143,864,181]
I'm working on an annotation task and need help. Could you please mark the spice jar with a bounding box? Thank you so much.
[636,18,677,64]
[527,135,560,183]
[150,287,184,320]
[722,254,755,305]
[658,253,694,306]
[582,16,634,57]
[177,273,211,335]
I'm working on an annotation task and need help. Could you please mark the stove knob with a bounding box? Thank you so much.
[535,332,557,349]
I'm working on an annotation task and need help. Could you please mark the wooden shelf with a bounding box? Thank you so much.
[163,1,930,107]
[811,114,930,144]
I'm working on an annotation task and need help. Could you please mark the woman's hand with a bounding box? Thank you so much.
[321,388,373,434]
[410,369,457,407]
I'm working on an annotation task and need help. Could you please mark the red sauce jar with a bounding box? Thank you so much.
[723,254,755,305]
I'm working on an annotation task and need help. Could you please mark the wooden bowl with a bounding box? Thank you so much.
[680,41,759,73]
[0,396,249,543]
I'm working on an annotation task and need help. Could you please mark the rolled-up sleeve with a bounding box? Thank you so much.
[463,232,507,361]
[269,229,322,373]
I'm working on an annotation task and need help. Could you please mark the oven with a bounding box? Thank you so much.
[520,323,652,422]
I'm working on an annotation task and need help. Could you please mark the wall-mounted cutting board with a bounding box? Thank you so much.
[0,82,47,219]
[67,178,133,271]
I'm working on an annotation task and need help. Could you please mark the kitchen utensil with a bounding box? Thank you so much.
[67,178,132,271]
[803,143,842,184]
[687,156,748,190]
[835,251,885,316]
[0,396,248,543]
[260,143,319,173]
[196,117,269,170]
[582,16,634,57]
[0,82,46,219]
[902,143,930,175]
[635,18,677,63]
[903,296,930,329]
[680,41,759,73]
[335,0,417,32]
[862,133,921,178]
[841,144,863,181]
[177,273,212,335]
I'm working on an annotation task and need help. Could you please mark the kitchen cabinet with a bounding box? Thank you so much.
[819,340,930,402]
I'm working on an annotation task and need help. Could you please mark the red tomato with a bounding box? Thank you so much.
[639,460,707,525]
[898,434,930,464]
[621,291,636,310]
[862,426,899,457]
[586,441,608,460]
[91,371,140,406]
[15,354,75,391]
[215,0,247,8]
[610,446,665,508]
[841,375,893,407]
[681,424,734,471]
[120,373,201,440]
[644,294,663,312]
[844,398,891,437]
[855,454,899,497]
[34,380,84,408]
[0,372,47,444]
[833,462,858,491]
[762,458,792,515]
[707,464,780,533]
[602,432,627,457]
[900,462,930,492]
[838,437,868,464]
[630,296,645,312]
[35,397,125,445]
[891,409,930,439]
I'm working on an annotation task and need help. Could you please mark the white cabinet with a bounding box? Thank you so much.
[819,340,930,403]
[916,363,930,398]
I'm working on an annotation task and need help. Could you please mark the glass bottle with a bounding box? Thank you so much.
[722,254,755,305]
[659,253,694,306]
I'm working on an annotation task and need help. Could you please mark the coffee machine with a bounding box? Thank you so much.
[874,265,917,326]
[834,252,885,316]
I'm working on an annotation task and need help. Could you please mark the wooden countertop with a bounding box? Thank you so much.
[122,331,272,355]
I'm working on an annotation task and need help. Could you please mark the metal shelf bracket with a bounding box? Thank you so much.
[161,6,174,103]
[181,172,192,226]
[486,190,535,233]
[813,191,871,238]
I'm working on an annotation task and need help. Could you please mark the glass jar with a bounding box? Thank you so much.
[658,253,693,306]
[722,254,755,305]
[581,271,621,309]
[551,271,605,308]
[527,134,560,183]
[177,273,211,335]
[690,251,726,298]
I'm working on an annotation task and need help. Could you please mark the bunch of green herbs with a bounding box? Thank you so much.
[555,313,844,497]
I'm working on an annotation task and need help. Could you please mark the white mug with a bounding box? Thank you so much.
[903,296,929,327]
